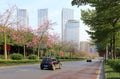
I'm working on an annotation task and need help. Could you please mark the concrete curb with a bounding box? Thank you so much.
[96,61,102,79]
[96,60,105,79]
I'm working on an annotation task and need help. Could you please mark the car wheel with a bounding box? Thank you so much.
[59,65,61,69]
[59,64,62,69]
[40,67,44,70]
[52,65,56,70]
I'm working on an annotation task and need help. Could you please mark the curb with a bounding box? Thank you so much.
[96,61,102,79]
[96,60,105,79]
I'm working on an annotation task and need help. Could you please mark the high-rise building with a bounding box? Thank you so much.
[38,9,48,27]
[80,41,90,53]
[80,41,97,53]
[61,8,74,41]
[65,20,80,49]
[17,9,29,28]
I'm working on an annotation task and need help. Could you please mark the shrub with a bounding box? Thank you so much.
[0,55,4,59]
[10,53,23,60]
[107,59,120,72]
[56,56,61,59]
[28,54,38,60]
[0,59,40,66]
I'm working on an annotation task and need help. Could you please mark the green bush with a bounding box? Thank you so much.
[107,59,120,72]
[10,53,23,60]
[113,60,120,72]
[0,55,4,59]
[28,54,37,60]
[56,56,60,59]
[0,59,40,66]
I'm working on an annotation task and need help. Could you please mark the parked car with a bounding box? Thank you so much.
[40,57,62,70]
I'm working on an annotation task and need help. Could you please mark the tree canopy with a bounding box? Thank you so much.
[71,0,120,59]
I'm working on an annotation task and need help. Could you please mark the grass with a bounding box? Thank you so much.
[105,64,120,79]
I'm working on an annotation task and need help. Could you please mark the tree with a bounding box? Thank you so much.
[71,0,120,59]
[45,33,60,56]
[0,5,18,59]
[81,9,112,55]
[28,21,56,58]
[10,26,33,58]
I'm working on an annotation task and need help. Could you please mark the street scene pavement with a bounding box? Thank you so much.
[0,59,104,79]
[43,59,103,79]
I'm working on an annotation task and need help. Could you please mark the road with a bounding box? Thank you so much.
[0,59,102,79]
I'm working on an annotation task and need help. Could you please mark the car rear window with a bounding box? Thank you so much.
[52,59,56,61]
[42,58,51,62]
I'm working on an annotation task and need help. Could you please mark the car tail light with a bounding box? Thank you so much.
[50,61,53,64]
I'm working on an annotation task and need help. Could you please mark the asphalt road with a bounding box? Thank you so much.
[0,59,101,79]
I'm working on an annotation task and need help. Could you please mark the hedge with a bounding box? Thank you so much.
[106,59,120,72]
[0,59,41,66]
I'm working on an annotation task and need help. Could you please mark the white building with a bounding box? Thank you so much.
[80,41,90,53]
[38,9,48,27]
[65,20,80,49]
[61,8,74,41]
[80,41,97,53]
[17,9,29,28]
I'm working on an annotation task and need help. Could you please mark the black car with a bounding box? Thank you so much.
[40,57,62,70]
[86,58,92,62]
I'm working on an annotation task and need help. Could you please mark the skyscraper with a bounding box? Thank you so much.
[17,9,29,28]
[65,20,80,49]
[80,41,97,53]
[80,41,90,53]
[61,8,74,41]
[38,9,48,27]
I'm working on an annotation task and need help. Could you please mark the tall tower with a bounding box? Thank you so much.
[65,20,80,49]
[17,9,29,28]
[61,8,74,41]
[38,9,48,27]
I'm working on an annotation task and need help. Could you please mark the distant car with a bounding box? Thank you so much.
[40,57,62,70]
[86,58,92,62]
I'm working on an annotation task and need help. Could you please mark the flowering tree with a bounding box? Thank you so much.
[27,21,56,58]
[10,26,33,58]
[0,5,18,59]
[42,33,60,56]
[0,5,59,59]
[0,26,5,44]
[46,33,59,47]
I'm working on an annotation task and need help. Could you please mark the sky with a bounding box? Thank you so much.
[0,0,92,41]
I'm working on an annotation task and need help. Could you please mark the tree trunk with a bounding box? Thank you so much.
[18,46,20,53]
[113,32,116,59]
[24,45,26,58]
[37,48,40,59]
[109,39,113,59]
[4,32,7,59]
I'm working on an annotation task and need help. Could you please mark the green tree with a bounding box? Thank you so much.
[71,0,120,59]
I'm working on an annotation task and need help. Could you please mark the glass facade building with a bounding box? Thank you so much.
[65,20,80,49]
[17,9,29,28]
[38,9,48,27]
[61,8,74,41]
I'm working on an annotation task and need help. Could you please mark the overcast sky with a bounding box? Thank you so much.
[0,0,93,41]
